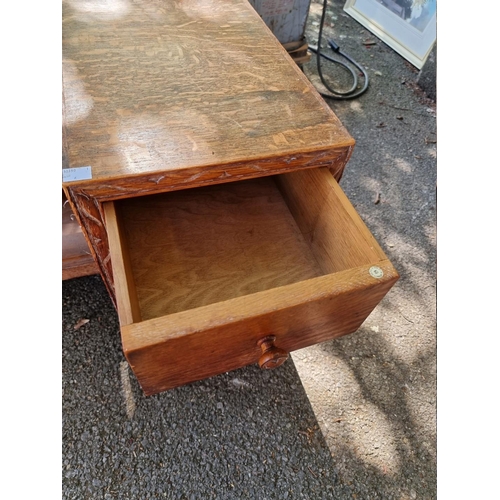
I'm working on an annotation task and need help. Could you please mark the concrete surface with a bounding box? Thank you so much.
[62,1,436,498]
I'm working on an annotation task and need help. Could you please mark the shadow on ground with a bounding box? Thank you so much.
[64,276,358,499]
[290,2,436,499]
[63,1,436,498]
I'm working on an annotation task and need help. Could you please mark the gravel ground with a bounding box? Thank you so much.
[63,276,358,499]
[62,1,436,498]
[292,2,436,498]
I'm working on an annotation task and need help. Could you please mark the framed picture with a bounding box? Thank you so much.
[343,0,436,69]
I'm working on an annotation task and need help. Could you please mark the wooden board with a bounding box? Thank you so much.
[62,192,98,280]
[124,261,398,395]
[111,176,323,320]
[62,0,354,188]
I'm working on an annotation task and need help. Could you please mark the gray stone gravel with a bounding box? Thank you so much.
[292,2,436,499]
[63,1,436,498]
[63,276,356,499]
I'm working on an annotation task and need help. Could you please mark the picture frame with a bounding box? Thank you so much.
[343,0,436,69]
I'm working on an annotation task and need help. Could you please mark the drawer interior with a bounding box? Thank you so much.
[104,167,387,327]
[111,177,322,320]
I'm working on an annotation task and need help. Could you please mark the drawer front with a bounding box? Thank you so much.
[123,262,397,395]
[104,168,398,395]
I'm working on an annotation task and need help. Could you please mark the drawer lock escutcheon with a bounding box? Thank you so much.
[257,335,289,370]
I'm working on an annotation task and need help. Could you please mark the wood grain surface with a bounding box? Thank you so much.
[123,260,399,395]
[62,0,354,187]
[275,167,387,273]
[104,168,399,394]
[60,1,400,396]
[109,176,323,321]
[62,0,356,296]
[62,191,99,279]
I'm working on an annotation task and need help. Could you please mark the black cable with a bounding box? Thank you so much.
[311,0,369,100]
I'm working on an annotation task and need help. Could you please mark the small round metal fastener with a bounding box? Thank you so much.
[369,266,384,279]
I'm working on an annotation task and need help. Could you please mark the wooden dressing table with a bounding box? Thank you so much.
[62,0,398,395]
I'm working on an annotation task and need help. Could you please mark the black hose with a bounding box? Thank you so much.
[311,0,369,100]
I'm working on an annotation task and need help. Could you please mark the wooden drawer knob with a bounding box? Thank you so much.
[257,335,288,370]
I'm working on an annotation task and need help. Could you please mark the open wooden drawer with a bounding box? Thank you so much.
[103,167,398,395]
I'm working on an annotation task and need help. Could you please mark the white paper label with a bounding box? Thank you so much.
[62,166,92,182]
